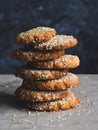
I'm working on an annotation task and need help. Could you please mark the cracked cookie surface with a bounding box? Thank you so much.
[22,73,80,91]
[12,48,64,61]
[17,27,56,44]
[27,91,80,111]
[15,87,68,102]
[15,66,67,80]
[26,35,77,50]
[27,55,80,69]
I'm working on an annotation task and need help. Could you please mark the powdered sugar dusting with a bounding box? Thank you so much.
[27,91,79,111]
[33,35,77,50]
[16,87,68,102]
[17,67,67,80]
[52,73,79,82]
[20,27,55,36]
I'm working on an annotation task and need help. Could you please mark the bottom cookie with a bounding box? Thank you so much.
[27,91,79,112]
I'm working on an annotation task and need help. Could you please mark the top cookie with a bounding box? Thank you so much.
[26,35,77,50]
[16,27,56,44]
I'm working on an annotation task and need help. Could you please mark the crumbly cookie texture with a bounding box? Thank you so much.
[26,35,77,50]
[15,87,68,102]
[11,48,64,61]
[27,55,80,69]
[15,67,67,80]
[12,26,80,112]
[17,27,56,44]
[27,91,80,111]
[22,73,80,91]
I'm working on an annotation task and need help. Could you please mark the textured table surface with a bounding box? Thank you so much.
[0,75,98,130]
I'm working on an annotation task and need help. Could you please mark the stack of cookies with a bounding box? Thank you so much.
[12,27,80,111]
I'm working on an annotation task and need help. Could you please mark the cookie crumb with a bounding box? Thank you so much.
[12,118,16,122]
[59,124,62,127]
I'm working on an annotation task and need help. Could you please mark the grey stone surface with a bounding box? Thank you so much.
[0,0,98,73]
[0,75,98,130]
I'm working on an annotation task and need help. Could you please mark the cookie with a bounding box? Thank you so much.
[27,55,80,69]
[25,35,77,51]
[17,27,56,44]
[15,66,67,80]
[27,91,80,111]
[12,48,64,61]
[22,73,80,91]
[15,87,68,102]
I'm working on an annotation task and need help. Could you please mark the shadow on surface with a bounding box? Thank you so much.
[0,91,26,110]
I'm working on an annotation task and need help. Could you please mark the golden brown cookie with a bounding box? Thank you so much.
[17,27,56,44]
[27,91,80,111]
[15,87,68,102]
[12,48,64,61]
[15,66,67,80]
[27,55,80,69]
[26,35,77,50]
[22,73,80,91]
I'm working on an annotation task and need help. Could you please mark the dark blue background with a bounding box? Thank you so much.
[0,0,98,74]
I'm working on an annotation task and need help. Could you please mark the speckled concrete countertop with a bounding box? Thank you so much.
[0,75,98,130]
